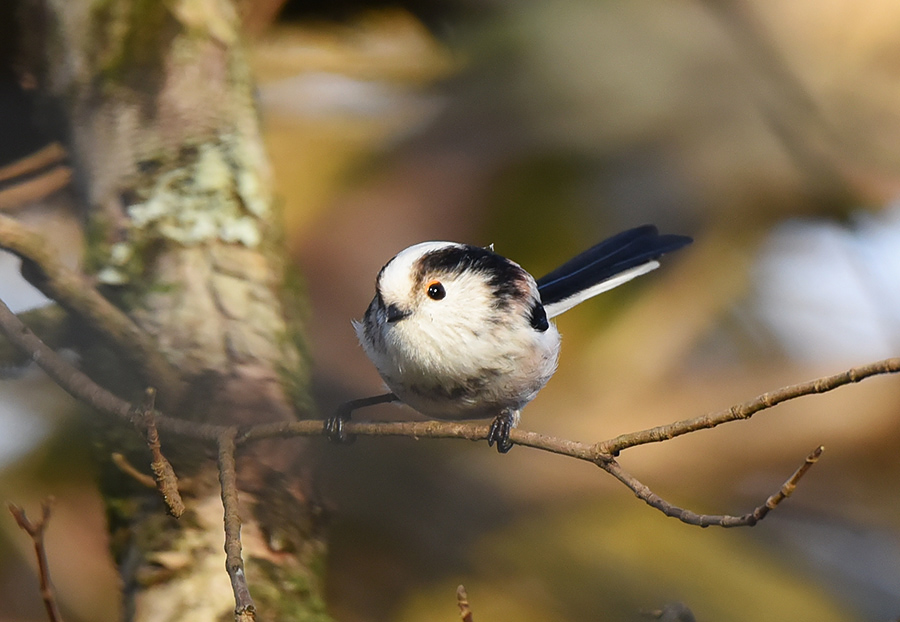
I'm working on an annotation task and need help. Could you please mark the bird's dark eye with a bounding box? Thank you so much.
[426,281,446,300]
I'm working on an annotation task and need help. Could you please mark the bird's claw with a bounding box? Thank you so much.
[325,407,356,445]
[487,413,514,453]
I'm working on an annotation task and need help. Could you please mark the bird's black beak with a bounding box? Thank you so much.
[385,304,410,323]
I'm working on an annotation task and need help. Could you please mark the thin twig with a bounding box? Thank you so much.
[8,500,65,622]
[140,388,185,518]
[457,585,474,622]
[750,445,824,523]
[597,358,900,455]
[0,295,135,420]
[0,166,72,211]
[218,428,256,621]
[0,304,68,371]
[111,453,157,488]
[0,143,67,184]
[0,295,222,441]
[0,214,184,405]
[601,446,825,527]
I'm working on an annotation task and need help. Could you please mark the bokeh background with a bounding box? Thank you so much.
[2,1,900,620]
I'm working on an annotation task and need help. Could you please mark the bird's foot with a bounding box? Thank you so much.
[325,393,398,445]
[487,412,515,454]
[325,404,356,445]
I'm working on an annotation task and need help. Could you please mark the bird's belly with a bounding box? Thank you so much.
[389,375,528,420]
[378,332,560,420]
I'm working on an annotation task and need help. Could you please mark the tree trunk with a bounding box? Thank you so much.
[18,1,328,619]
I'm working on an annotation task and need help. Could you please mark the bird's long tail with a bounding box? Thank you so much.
[537,225,691,319]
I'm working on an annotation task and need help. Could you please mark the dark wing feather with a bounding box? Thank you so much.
[536,225,692,306]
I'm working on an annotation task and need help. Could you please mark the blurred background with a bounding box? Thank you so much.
[2,0,900,620]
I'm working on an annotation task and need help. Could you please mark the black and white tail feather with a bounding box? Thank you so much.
[330,225,692,454]
[537,225,691,318]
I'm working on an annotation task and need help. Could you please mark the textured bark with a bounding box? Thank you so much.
[18,1,327,619]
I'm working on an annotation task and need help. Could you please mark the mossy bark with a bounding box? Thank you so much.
[18,1,328,619]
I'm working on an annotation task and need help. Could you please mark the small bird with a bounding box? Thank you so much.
[327,225,691,452]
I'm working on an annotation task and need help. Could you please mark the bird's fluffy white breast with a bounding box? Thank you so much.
[396,270,503,371]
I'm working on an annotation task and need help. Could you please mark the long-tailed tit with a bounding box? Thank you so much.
[327,225,691,452]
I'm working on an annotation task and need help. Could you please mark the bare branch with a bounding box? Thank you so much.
[597,358,900,455]
[239,419,599,462]
[0,294,135,421]
[0,295,221,441]
[241,421,826,527]
[0,143,70,213]
[218,428,256,622]
[140,388,185,518]
[0,166,72,212]
[0,143,67,184]
[0,305,67,372]
[601,446,825,527]
[457,585,474,622]
[0,214,184,404]
[111,452,157,489]
[750,445,824,523]
[8,499,65,622]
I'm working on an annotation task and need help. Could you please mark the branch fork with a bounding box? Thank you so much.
[8,500,65,622]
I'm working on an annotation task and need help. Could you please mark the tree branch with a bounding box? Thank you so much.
[8,499,65,622]
[601,446,824,527]
[0,143,67,185]
[752,445,824,523]
[595,358,900,455]
[0,143,71,213]
[0,166,72,212]
[140,388,185,518]
[0,294,221,441]
[0,214,184,405]
[0,305,67,373]
[111,452,157,489]
[457,585,474,622]
[218,428,256,622]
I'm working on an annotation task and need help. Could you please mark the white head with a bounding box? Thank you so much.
[360,241,537,358]
[355,241,560,419]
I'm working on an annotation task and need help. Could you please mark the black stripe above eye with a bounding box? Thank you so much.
[416,245,528,307]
